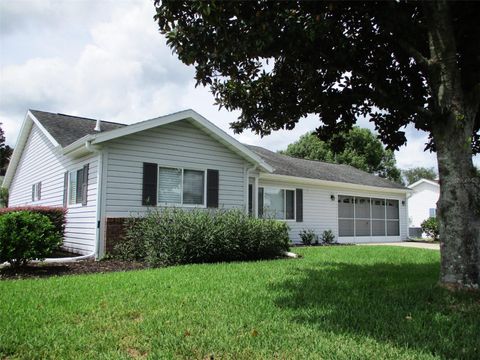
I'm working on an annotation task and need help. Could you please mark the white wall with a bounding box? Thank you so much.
[407,182,439,227]
[258,178,408,244]
[8,124,98,255]
[103,119,249,217]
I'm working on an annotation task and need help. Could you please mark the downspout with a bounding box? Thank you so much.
[85,140,103,259]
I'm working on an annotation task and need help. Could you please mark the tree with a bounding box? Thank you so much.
[0,123,13,176]
[403,167,437,185]
[155,1,480,288]
[281,127,403,183]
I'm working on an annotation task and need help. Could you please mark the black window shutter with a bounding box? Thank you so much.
[37,182,42,201]
[258,187,264,218]
[296,188,303,222]
[142,163,158,206]
[31,184,35,202]
[63,171,68,207]
[206,169,219,208]
[82,164,89,206]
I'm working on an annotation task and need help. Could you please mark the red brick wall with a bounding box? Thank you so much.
[105,217,129,254]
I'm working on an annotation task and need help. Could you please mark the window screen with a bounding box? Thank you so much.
[158,167,182,204]
[183,169,204,205]
[264,188,285,219]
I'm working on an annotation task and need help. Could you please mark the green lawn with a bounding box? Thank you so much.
[1,246,479,360]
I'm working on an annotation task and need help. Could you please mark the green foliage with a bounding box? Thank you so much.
[0,188,7,208]
[0,123,13,175]
[299,229,319,245]
[281,128,403,183]
[0,211,62,267]
[421,217,439,241]
[116,208,291,266]
[154,1,479,152]
[321,229,336,244]
[0,206,66,239]
[403,167,437,185]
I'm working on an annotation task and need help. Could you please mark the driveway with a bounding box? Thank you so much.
[360,242,440,250]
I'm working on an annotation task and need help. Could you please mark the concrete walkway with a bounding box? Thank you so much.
[360,241,440,250]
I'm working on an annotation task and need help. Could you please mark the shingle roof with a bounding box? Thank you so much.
[30,110,126,147]
[246,145,407,190]
[30,110,406,190]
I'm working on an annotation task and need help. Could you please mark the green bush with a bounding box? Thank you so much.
[421,217,439,241]
[321,229,336,244]
[0,206,67,239]
[0,211,62,267]
[115,208,291,266]
[299,229,319,245]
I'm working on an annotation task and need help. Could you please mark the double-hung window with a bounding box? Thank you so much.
[259,187,295,220]
[158,167,205,206]
[31,182,41,202]
[68,168,84,205]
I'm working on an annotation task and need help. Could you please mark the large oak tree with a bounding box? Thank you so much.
[154,1,480,288]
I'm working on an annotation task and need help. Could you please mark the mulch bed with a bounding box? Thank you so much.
[0,260,148,280]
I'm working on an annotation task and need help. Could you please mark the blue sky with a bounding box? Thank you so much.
[1,0,477,170]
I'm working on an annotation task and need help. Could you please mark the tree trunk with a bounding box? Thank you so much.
[426,1,480,288]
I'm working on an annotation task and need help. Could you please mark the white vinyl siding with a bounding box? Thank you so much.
[8,124,98,254]
[258,178,408,244]
[104,119,249,217]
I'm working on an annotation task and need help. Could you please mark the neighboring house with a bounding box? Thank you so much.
[407,178,439,236]
[2,109,410,257]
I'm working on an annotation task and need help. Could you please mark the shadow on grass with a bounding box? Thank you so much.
[271,261,480,359]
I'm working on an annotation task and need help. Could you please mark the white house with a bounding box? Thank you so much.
[407,178,439,235]
[2,109,410,257]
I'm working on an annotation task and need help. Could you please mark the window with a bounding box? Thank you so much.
[429,208,436,218]
[259,187,295,220]
[31,182,41,202]
[338,195,400,237]
[68,168,84,205]
[158,167,205,206]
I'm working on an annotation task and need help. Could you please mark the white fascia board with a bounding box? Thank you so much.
[62,134,95,155]
[259,173,411,194]
[408,178,440,189]
[3,111,60,188]
[90,109,273,173]
[28,110,60,147]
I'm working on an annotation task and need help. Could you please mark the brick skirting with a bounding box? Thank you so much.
[105,217,129,254]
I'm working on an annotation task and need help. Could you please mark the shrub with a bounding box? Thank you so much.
[0,211,62,267]
[115,208,291,266]
[0,206,66,239]
[299,229,319,245]
[421,217,439,241]
[0,187,8,208]
[321,229,336,244]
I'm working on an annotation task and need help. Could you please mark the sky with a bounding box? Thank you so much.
[1,0,477,170]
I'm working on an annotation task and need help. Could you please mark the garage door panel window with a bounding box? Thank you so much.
[338,196,400,237]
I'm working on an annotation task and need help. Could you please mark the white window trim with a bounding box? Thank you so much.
[260,186,296,221]
[32,182,41,202]
[67,167,83,208]
[157,165,207,208]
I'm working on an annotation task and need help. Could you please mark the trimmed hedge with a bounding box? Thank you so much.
[0,211,63,267]
[0,206,67,239]
[115,208,291,266]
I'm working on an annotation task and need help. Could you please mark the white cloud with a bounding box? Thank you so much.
[1,0,478,170]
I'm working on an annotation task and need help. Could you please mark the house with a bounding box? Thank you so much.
[2,109,410,257]
[407,178,439,237]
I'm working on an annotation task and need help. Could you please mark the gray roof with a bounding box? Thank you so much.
[31,110,125,147]
[30,110,406,190]
[246,145,407,190]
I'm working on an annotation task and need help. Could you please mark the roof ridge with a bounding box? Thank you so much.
[29,109,126,126]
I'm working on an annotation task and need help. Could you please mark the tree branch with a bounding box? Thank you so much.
[398,39,433,70]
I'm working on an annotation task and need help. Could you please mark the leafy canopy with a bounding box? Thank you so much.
[402,167,437,185]
[0,123,13,175]
[155,1,479,152]
[281,127,402,183]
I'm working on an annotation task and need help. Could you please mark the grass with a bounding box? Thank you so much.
[1,246,479,359]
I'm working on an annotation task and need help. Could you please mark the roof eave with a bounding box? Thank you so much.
[259,173,411,194]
